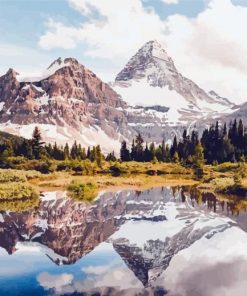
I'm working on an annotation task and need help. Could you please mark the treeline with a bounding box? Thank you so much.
[0,127,105,167]
[120,119,247,165]
[0,119,246,169]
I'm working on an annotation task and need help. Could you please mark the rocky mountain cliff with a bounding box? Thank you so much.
[0,58,132,152]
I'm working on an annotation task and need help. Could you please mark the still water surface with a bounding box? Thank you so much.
[0,186,247,295]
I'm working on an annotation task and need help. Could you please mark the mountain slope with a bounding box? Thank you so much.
[0,130,25,144]
[112,40,235,125]
[0,58,132,152]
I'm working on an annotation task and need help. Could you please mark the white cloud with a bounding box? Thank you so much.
[37,272,74,292]
[164,0,247,102]
[0,44,52,77]
[161,0,179,4]
[37,0,247,103]
[39,0,167,60]
[81,263,142,291]
[39,18,80,50]
[82,265,110,275]
[36,264,143,295]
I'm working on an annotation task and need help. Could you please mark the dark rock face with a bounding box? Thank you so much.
[0,69,20,102]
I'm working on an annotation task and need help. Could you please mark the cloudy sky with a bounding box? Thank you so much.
[0,0,247,103]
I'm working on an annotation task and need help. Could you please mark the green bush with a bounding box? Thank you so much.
[109,162,130,176]
[213,162,239,173]
[0,169,42,183]
[67,181,97,201]
[0,169,27,183]
[0,182,39,201]
[212,177,234,191]
[24,170,42,180]
[56,161,72,171]
[16,159,57,174]
[6,156,27,166]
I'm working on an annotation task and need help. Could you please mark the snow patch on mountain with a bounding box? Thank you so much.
[0,122,121,153]
[114,80,189,123]
[16,241,68,265]
[17,58,69,83]
[0,102,5,112]
[110,199,232,249]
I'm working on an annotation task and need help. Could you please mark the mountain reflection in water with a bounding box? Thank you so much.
[0,186,247,296]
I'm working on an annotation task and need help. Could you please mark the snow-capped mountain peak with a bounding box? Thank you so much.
[112,40,235,125]
[131,40,171,62]
[47,57,64,70]
[18,57,74,83]
[115,40,175,84]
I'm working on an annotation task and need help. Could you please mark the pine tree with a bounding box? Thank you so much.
[64,143,70,159]
[90,146,96,162]
[161,140,166,162]
[130,139,136,161]
[95,145,103,167]
[223,123,227,138]
[149,142,156,161]
[170,135,178,158]
[32,127,44,159]
[135,134,144,161]
[144,143,151,162]
[155,145,162,162]
[106,151,117,162]
[86,147,91,159]
[120,141,130,161]
[192,142,205,179]
[80,147,87,160]
[71,141,78,159]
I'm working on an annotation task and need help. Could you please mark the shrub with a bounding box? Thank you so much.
[0,169,27,183]
[17,160,57,174]
[0,169,42,183]
[0,182,39,201]
[109,162,129,176]
[79,160,97,175]
[213,162,239,173]
[6,156,27,166]
[212,177,234,191]
[67,181,97,201]
[24,170,42,180]
[234,173,242,187]
[56,161,72,171]
[71,160,84,175]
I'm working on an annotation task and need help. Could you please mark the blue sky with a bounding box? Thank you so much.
[0,0,208,75]
[0,0,247,102]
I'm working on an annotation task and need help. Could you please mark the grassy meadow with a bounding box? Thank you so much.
[0,160,247,211]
